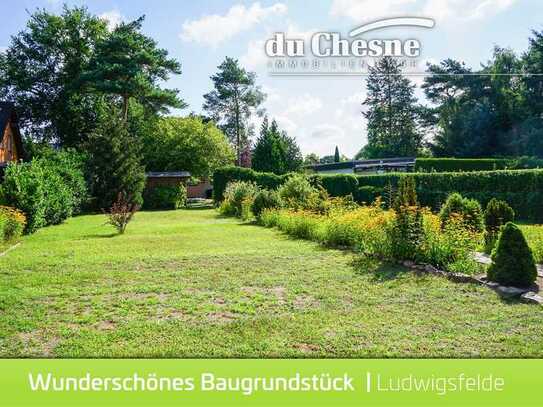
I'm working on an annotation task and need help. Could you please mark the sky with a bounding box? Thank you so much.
[1,0,543,157]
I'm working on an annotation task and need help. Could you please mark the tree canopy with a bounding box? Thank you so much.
[203,57,265,166]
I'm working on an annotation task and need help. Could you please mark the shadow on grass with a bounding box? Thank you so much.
[83,233,118,239]
[185,204,214,211]
[351,256,408,282]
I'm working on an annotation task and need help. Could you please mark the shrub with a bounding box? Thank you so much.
[219,181,258,218]
[143,184,187,210]
[0,151,87,233]
[0,206,26,243]
[439,193,484,232]
[213,166,284,203]
[278,174,324,211]
[106,192,139,234]
[252,189,283,219]
[484,198,515,253]
[487,222,537,287]
[318,174,358,197]
[389,177,425,261]
[422,212,482,272]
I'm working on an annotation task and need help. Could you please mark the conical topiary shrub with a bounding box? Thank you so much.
[487,222,537,287]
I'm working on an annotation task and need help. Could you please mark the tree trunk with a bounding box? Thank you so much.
[122,95,129,123]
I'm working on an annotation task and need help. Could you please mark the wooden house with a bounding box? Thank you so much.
[0,102,24,171]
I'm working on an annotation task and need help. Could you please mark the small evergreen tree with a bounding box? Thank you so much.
[484,198,515,253]
[487,222,537,287]
[390,177,424,261]
[439,193,484,232]
[87,106,145,209]
[334,146,340,163]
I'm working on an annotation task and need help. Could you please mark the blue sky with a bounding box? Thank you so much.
[2,0,543,157]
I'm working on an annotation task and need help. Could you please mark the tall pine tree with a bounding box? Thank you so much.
[363,57,422,158]
[203,58,265,166]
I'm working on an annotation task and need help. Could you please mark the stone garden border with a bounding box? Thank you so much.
[399,258,543,306]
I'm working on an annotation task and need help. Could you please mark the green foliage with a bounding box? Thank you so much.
[484,198,515,253]
[484,199,515,232]
[86,108,145,209]
[0,6,108,146]
[0,206,26,243]
[82,16,184,121]
[142,116,234,177]
[219,181,259,218]
[278,174,323,211]
[334,146,340,163]
[439,193,484,232]
[203,57,265,165]
[319,174,358,197]
[363,57,423,158]
[389,177,424,261]
[213,166,285,202]
[0,150,87,233]
[251,117,302,174]
[355,169,543,221]
[487,222,537,287]
[143,185,187,210]
[415,158,514,172]
[251,189,283,219]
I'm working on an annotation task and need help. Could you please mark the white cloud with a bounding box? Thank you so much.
[241,23,316,70]
[180,2,287,47]
[330,0,417,20]
[330,0,517,21]
[423,0,516,21]
[100,10,124,31]
[240,39,267,70]
[285,94,323,115]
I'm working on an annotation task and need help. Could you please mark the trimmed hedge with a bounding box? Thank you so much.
[415,158,513,172]
[213,167,359,202]
[214,167,543,220]
[414,157,543,173]
[356,169,543,221]
[213,167,285,202]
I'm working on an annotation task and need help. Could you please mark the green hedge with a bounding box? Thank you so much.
[213,167,358,202]
[415,158,513,172]
[214,167,543,221]
[414,157,543,172]
[356,170,543,221]
[213,167,286,202]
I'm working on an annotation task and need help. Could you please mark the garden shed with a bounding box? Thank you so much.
[145,171,191,189]
[0,102,24,170]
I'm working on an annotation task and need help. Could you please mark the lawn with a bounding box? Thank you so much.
[0,209,542,358]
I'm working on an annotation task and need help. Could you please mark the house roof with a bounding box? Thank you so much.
[308,157,416,172]
[0,102,25,161]
[146,171,191,178]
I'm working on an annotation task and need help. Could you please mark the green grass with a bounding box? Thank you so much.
[0,209,542,358]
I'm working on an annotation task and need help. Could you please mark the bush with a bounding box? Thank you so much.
[219,181,258,218]
[487,222,537,287]
[106,192,139,234]
[252,189,283,219]
[0,151,87,233]
[143,184,187,210]
[0,206,26,243]
[213,166,284,203]
[389,177,425,261]
[484,198,515,253]
[318,174,358,197]
[278,174,322,211]
[439,193,484,232]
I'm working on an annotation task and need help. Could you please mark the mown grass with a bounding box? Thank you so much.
[0,209,542,358]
